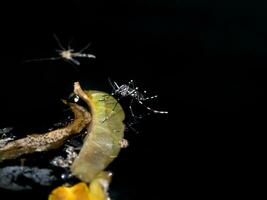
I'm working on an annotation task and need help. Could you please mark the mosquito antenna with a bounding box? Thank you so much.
[53,33,66,50]
[108,78,117,92]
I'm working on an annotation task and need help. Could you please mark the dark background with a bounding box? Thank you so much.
[0,0,264,199]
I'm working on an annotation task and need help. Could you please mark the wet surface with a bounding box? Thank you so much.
[0,166,57,191]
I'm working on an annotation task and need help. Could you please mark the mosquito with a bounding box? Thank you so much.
[24,34,96,66]
[108,78,168,120]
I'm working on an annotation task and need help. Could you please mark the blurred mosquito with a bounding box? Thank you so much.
[24,34,95,67]
[108,78,168,121]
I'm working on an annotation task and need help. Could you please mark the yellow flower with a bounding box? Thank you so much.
[49,182,89,200]
[48,172,112,200]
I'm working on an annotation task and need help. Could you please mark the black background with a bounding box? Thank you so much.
[0,0,264,199]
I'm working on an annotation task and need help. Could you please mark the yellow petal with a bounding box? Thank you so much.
[48,172,111,200]
[49,183,90,200]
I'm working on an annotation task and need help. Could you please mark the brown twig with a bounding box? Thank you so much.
[0,102,91,162]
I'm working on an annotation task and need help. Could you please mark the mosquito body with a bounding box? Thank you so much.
[25,34,96,66]
[108,79,168,120]
[56,48,96,66]
[110,80,157,101]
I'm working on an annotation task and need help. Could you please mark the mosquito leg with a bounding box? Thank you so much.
[111,95,125,112]
[73,53,96,59]
[68,58,80,66]
[129,99,137,120]
[23,57,61,63]
[129,98,143,122]
[67,38,73,50]
[78,42,92,53]
[65,59,80,71]
[126,122,139,134]
[128,80,135,91]
[53,33,66,50]
[141,95,158,101]
[128,80,141,98]
[138,100,168,114]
